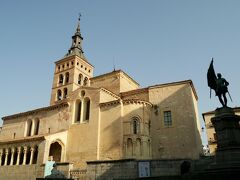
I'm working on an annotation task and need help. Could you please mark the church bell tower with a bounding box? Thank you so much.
[50,17,94,105]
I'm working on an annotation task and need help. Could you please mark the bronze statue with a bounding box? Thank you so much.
[207,59,231,107]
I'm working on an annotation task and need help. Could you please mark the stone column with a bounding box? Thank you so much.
[80,100,84,123]
[63,74,65,86]
[29,147,35,165]
[4,149,9,166]
[124,142,127,158]
[0,149,3,166]
[148,140,152,157]
[22,146,28,165]
[10,148,15,165]
[133,141,136,157]
[16,147,21,165]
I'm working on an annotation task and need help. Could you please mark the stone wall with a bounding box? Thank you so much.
[0,162,72,180]
[0,164,38,180]
[86,159,190,180]
[149,83,202,160]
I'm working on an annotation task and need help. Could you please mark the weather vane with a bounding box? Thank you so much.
[78,13,81,21]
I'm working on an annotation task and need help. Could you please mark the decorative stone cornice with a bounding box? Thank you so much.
[122,99,152,107]
[100,99,152,108]
[2,102,69,121]
[0,135,45,145]
[99,100,121,108]
[55,53,93,68]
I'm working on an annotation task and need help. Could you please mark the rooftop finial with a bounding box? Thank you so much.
[76,13,81,33]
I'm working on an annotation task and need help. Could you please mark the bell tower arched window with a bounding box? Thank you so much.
[78,74,83,85]
[65,72,69,84]
[63,88,68,99]
[57,90,62,101]
[59,74,63,85]
[83,77,88,86]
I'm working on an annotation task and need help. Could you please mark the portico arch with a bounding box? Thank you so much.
[48,140,64,162]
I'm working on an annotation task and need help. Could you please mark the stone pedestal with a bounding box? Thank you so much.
[184,107,240,179]
[211,107,240,165]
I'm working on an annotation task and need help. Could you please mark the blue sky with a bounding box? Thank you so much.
[0,1,240,146]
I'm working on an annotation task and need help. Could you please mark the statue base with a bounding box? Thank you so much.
[186,107,240,179]
[211,107,240,164]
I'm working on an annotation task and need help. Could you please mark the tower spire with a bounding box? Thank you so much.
[65,14,86,59]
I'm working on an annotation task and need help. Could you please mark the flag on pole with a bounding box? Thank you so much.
[207,59,217,97]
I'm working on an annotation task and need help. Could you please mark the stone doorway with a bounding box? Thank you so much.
[49,142,62,162]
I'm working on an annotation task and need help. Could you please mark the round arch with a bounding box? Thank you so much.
[130,115,142,123]
[48,139,65,162]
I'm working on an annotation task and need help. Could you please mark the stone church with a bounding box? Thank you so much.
[0,19,202,179]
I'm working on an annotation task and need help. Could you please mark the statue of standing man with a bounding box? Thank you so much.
[207,59,231,107]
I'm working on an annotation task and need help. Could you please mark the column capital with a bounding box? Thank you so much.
[5,149,9,154]
[0,149,3,154]
[11,147,16,153]
[23,146,28,153]
[17,146,22,153]
[30,147,35,152]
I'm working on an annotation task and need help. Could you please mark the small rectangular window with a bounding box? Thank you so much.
[164,111,172,127]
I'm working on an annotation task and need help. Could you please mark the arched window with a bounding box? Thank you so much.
[57,89,62,101]
[1,150,5,166]
[26,119,33,137]
[33,146,38,164]
[34,119,40,135]
[75,100,82,123]
[7,148,11,165]
[59,74,63,84]
[83,77,88,86]
[65,72,69,84]
[132,118,140,134]
[26,147,31,165]
[127,138,133,157]
[49,142,62,162]
[78,74,83,85]
[19,148,24,165]
[13,148,17,165]
[63,88,68,99]
[83,98,90,121]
